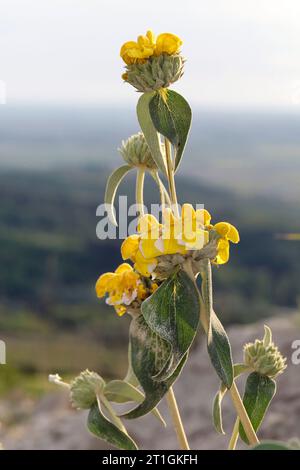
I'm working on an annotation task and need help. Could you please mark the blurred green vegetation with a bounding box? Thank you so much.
[0,167,300,396]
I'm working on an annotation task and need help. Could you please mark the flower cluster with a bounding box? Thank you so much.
[120,30,184,92]
[120,30,182,65]
[95,262,158,316]
[244,326,287,378]
[121,206,239,277]
[119,132,157,169]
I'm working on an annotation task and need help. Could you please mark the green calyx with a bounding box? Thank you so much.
[123,54,184,92]
[70,369,105,409]
[244,326,287,378]
[119,132,157,169]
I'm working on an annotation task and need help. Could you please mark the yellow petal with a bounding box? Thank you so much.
[120,41,139,64]
[121,235,140,261]
[115,263,133,274]
[114,305,127,316]
[138,214,160,235]
[181,203,196,239]
[195,208,211,226]
[227,224,240,244]
[146,30,156,45]
[213,222,231,238]
[215,239,230,264]
[95,272,115,297]
[139,237,162,258]
[134,251,157,277]
[137,283,147,300]
[181,203,195,219]
[183,229,207,250]
[214,222,240,243]
[163,236,187,255]
[156,33,182,55]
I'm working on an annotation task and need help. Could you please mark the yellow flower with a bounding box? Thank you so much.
[96,263,142,316]
[155,33,183,56]
[121,207,209,276]
[121,207,239,275]
[120,30,156,65]
[180,204,210,250]
[120,30,182,65]
[212,221,240,265]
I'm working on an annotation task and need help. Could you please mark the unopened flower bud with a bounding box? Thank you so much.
[70,370,105,409]
[244,326,286,378]
[119,132,157,169]
[123,53,184,92]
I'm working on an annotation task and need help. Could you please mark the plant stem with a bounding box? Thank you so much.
[185,259,260,447]
[228,417,239,450]
[164,138,179,217]
[136,167,145,217]
[151,171,172,208]
[98,394,128,435]
[166,386,190,450]
[229,382,259,446]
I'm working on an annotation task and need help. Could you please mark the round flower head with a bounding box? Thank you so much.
[120,30,184,92]
[119,132,157,169]
[70,370,105,409]
[244,325,287,378]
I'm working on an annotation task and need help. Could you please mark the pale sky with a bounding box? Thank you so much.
[1,0,300,108]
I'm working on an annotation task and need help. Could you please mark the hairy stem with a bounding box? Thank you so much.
[151,171,172,208]
[164,138,179,217]
[166,386,190,450]
[228,417,240,450]
[184,258,259,447]
[136,167,145,217]
[229,382,259,446]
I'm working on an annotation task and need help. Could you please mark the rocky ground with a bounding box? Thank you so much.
[1,312,299,450]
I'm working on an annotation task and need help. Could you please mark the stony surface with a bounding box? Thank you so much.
[1,313,299,450]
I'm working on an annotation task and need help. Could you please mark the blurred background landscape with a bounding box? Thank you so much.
[1,0,300,449]
[0,105,299,395]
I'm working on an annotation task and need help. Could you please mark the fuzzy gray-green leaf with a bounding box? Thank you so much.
[104,165,132,225]
[137,92,168,176]
[207,311,234,388]
[239,372,276,444]
[87,402,137,450]
[104,380,166,426]
[251,440,293,450]
[212,363,249,434]
[149,90,192,171]
[141,270,199,381]
[212,387,227,434]
[121,316,187,420]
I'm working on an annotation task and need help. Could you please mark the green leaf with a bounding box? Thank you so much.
[212,364,249,434]
[137,92,168,176]
[104,165,132,225]
[251,440,293,450]
[149,90,192,171]
[104,380,166,426]
[212,387,227,435]
[121,316,187,420]
[87,402,137,450]
[207,311,233,388]
[200,261,234,388]
[141,269,199,381]
[239,372,276,444]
